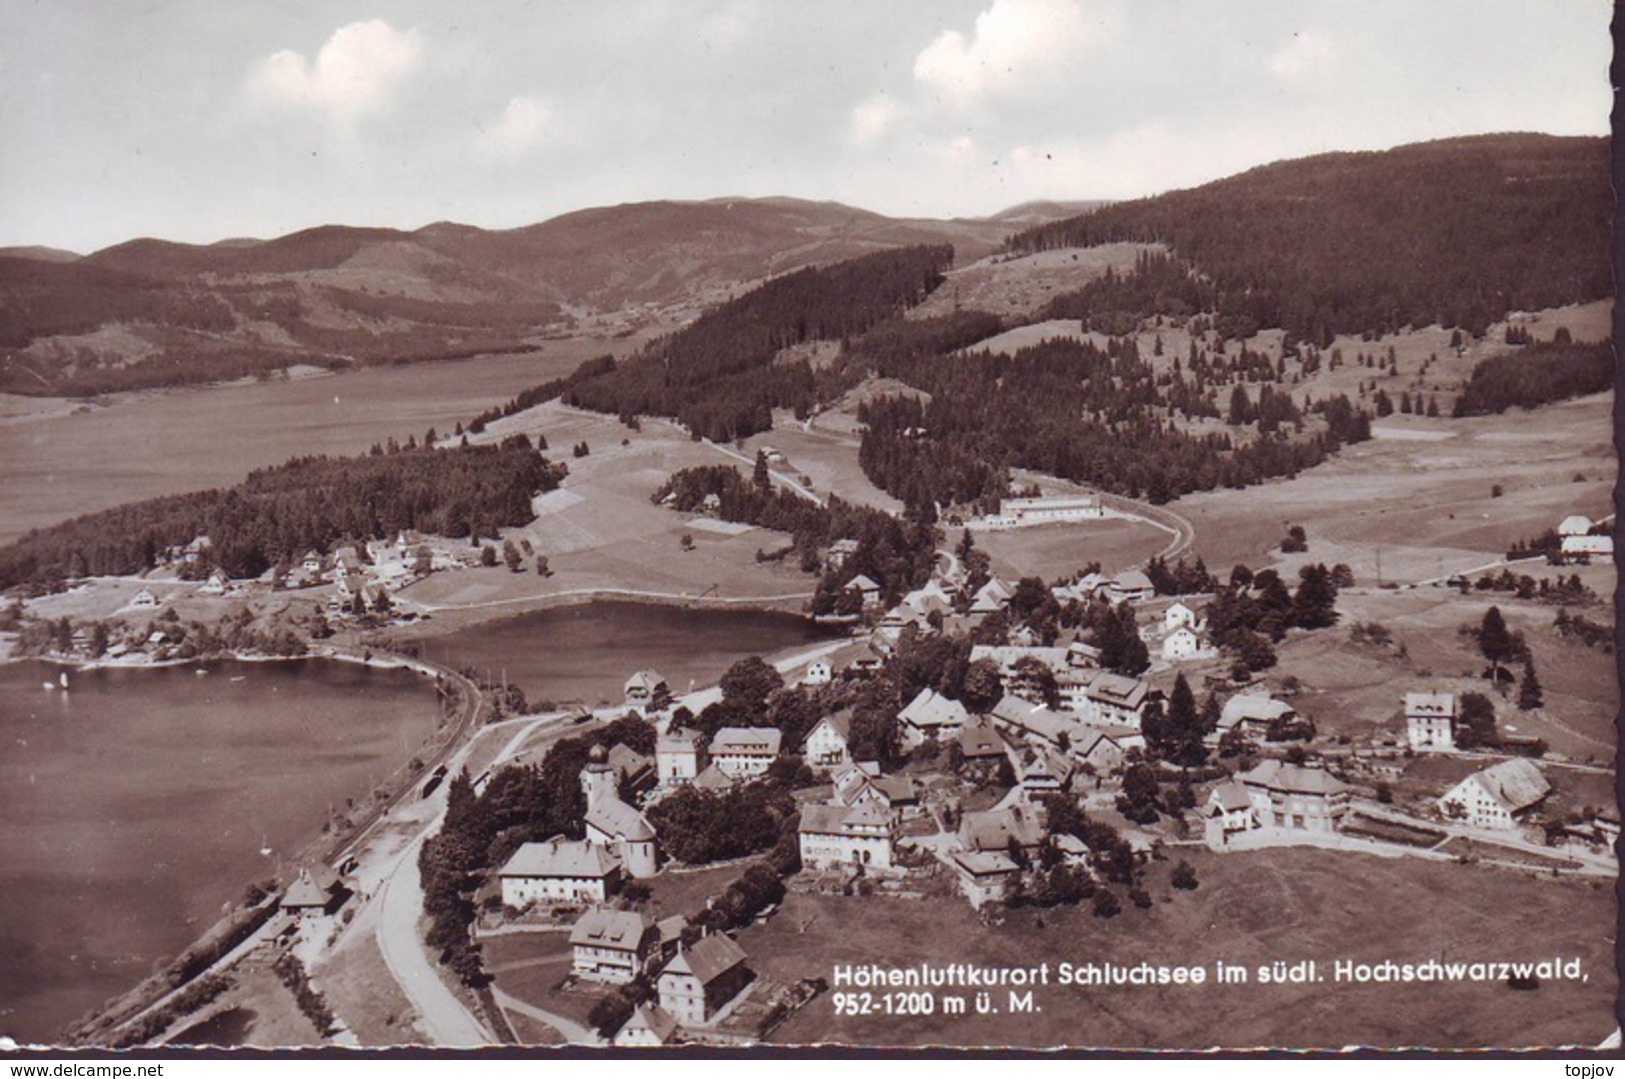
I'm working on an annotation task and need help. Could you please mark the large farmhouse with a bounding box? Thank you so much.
[498,838,623,908]
[798,802,896,870]
[709,727,782,779]
[1438,758,1551,830]
[1235,760,1352,832]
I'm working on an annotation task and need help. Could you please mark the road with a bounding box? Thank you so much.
[374,830,493,1047]
[653,418,825,506]
[1354,800,1615,877]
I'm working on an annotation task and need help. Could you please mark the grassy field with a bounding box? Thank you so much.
[1175,392,1614,578]
[1249,582,1616,764]
[481,943,606,1028]
[394,401,818,616]
[747,848,1616,1049]
[505,1011,566,1045]
[908,244,1162,322]
[742,415,903,513]
[972,517,1174,580]
[172,961,325,1048]
[312,902,422,1046]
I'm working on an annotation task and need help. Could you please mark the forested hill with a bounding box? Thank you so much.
[564,245,955,441]
[0,435,563,588]
[0,198,1032,397]
[1003,134,1611,340]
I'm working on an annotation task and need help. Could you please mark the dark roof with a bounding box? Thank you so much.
[569,908,651,949]
[1238,759,1351,796]
[585,795,657,842]
[667,934,747,985]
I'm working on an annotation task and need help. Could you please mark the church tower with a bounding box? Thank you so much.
[580,743,618,808]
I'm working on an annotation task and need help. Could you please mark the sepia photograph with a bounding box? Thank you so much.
[0,0,1617,1058]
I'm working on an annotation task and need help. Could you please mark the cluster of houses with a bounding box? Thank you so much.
[288,532,469,614]
[487,731,764,1044]
[839,562,1216,670]
[560,907,756,1045]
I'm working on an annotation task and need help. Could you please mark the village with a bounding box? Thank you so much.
[8,387,1617,1052]
[104,477,1595,1050]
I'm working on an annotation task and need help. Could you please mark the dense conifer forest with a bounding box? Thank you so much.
[0,435,563,586]
[563,245,954,441]
[855,336,1373,514]
[1452,341,1614,416]
[1004,135,1611,340]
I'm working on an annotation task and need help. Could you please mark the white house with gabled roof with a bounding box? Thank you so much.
[1438,758,1550,830]
[709,726,781,779]
[803,712,854,772]
[896,687,969,749]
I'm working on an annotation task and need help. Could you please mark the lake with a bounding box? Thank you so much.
[0,336,650,546]
[418,600,840,707]
[0,602,837,1044]
[0,658,441,1045]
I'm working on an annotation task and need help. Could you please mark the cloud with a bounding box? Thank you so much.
[476,95,554,155]
[695,0,759,51]
[247,20,423,124]
[1268,30,1338,82]
[848,93,905,146]
[912,0,1103,109]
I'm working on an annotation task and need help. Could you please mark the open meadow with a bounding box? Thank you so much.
[972,516,1174,581]
[1259,583,1618,763]
[1173,392,1614,578]
[391,402,818,617]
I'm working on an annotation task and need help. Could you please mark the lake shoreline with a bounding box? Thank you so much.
[9,600,846,1045]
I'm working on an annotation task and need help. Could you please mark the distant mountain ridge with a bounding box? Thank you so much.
[0,197,1066,396]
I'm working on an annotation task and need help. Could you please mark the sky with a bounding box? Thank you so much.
[0,0,1612,253]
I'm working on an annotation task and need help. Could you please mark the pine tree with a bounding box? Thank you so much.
[1518,657,1544,711]
[1478,606,1514,689]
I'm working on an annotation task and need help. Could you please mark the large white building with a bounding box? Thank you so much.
[708,727,782,779]
[1404,692,1457,751]
[798,802,896,870]
[498,838,622,908]
[1438,758,1550,830]
[656,729,705,787]
[997,494,1104,525]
